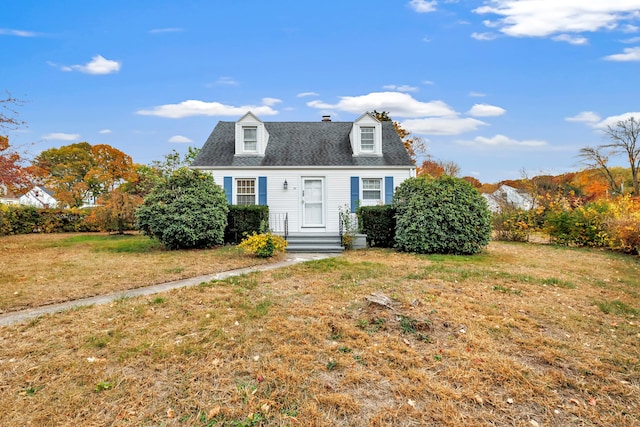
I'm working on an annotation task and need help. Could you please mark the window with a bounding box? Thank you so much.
[362,178,382,200]
[360,127,375,152]
[236,178,256,205]
[243,127,257,151]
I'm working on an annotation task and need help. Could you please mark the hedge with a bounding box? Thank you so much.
[357,205,396,248]
[0,205,97,236]
[225,205,269,244]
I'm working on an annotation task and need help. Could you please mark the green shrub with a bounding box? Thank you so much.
[545,201,609,247]
[357,205,396,248]
[393,176,492,255]
[0,205,94,236]
[135,168,229,250]
[492,208,533,242]
[225,204,269,244]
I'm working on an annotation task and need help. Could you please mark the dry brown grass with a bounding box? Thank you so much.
[1,239,639,426]
[0,233,277,313]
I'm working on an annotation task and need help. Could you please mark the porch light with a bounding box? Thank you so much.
[283,179,288,190]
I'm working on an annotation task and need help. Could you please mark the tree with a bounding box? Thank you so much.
[33,142,135,207]
[0,92,25,130]
[371,111,425,164]
[578,146,621,196]
[602,117,640,196]
[0,135,32,194]
[86,189,143,234]
[417,157,460,178]
[393,176,492,255]
[135,168,229,249]
[150,146,201,178]
[0,94,31,194]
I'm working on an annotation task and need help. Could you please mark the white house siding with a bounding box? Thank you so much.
[198,166,415,234]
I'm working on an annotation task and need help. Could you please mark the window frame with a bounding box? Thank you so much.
[360,126,375,152]
[362,178,382,201]
[243,126,258,152]
[236,178,256,205]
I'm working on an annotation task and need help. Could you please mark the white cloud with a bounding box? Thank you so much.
[136,100,279,118]
[408,0,437,13]
[621,36,640,43]
[213,76,238,86]
[552,34,589,45]
[594,112,640,128]
[98,129,112,134]
[469,91,486,97]
[474,1,640,38]
[603,46,640,61]
[565,111,601,124]
[0,28,37,37]
[62,55,121,75]
[168,135,192,143]
[622,24,640,33]
[422,80,435,85]
[262,97,282,106]
[307,92,456,118]
[457,134,548,148]
[467,103,506,117]
[471,32,498,41]
[297,92,320,98]
[149,28,184,34]
[401,117,488,135]
[382,84,419,92]
[42,132,80,141]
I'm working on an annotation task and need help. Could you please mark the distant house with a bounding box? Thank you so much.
[191,112,416,249]
[0,189,20,205]
[18,186,58,208]
[483,185,534,212]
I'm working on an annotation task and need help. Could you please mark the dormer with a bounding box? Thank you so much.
[235,112,269,156]
[350,112,382,156]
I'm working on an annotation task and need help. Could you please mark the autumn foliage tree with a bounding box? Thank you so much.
[0,94,32,194]
[33,142,135,207]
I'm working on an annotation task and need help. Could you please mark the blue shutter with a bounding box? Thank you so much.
[384,176,394,204]
[258,176,267,205]
[350,176,359,213]
[223,176,232,204]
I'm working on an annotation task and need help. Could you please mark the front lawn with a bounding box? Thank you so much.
[0,241,638,426]
[0,233,277,313]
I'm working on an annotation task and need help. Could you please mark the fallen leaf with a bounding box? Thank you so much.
[529,420,540,427]
[474,394,484,405]
[208,406,221,418]
[407,399,416,407]
[167,408,175,418]
[507,398,514,404]
[588,397,596,406]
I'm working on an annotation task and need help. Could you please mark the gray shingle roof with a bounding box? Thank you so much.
[191,120,414,167]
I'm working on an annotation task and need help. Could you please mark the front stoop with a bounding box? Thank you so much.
[285,233,344,253]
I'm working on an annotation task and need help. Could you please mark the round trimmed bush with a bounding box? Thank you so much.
[135,168,229,249]
[394,176,492,255]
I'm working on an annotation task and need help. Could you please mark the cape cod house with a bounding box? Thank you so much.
[191,112,416,250]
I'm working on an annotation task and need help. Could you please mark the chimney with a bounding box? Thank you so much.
[322,115,331,122]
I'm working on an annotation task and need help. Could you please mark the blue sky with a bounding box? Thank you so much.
[3,0,640,183]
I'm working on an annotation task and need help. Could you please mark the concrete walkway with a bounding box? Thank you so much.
[0,253,335,327]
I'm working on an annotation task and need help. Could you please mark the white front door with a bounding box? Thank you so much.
[302,178,324,227]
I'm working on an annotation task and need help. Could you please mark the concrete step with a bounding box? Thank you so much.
[285,233,344,253]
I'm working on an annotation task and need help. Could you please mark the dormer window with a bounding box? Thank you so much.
[350,112,382,156]
[234,112,269,156]
[360,127,375,152]
[243,127,257,152]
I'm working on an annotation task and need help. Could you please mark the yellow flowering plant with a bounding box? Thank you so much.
[238,232,288,258]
